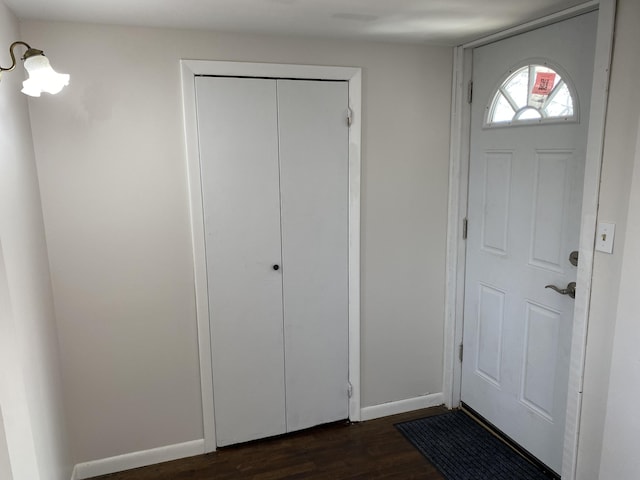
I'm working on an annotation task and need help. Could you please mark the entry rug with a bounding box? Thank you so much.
[395,411,554,480]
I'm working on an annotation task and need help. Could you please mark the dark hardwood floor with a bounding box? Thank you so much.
[92,406,448,479]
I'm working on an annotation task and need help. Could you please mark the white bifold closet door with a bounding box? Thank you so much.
[195,76,349,447]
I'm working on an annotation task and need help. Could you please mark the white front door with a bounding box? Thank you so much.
[195,76,349,447]
[461,12,597,474]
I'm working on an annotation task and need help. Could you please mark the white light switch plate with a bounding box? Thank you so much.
[595,222,615,254]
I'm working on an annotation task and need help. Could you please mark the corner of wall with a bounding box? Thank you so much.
[0,1,73,479]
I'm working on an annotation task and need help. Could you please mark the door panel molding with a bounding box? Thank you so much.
[443,1,616,479]
[180,60,362,452]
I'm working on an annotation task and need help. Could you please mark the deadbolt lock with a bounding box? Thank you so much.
[569,251,579,267]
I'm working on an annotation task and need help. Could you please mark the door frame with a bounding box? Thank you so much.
[180,60,362,452]
[442,1,616,478]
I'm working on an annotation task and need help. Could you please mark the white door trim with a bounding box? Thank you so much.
[443,1,616,479]
[180,60,362,452]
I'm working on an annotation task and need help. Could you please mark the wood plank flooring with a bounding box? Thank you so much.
[91,406,448,479]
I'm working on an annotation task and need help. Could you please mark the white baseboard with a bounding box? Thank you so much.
[360,393,445,421]
[73,439,205,479]
[70,394,443,479]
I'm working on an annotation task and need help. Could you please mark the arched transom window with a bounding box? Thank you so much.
[486,63,577,127]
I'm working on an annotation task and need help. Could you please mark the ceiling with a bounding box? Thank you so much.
[6,0,590,45]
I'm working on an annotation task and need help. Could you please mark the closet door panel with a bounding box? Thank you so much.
[277,79,350,432]
[196,77,286,446]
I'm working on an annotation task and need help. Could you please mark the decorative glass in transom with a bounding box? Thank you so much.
[486,64,575,126]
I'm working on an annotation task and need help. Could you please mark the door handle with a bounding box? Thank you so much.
[545,282,576,299]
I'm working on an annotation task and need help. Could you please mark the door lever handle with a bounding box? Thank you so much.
[545,282,576,299]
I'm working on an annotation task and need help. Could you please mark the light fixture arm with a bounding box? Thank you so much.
[0,41,44,73]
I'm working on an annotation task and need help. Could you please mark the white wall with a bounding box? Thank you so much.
[20,21,453,463]
[598,107,640,480]
[0,408,13,480]
[0,2,72,479]
[575,0,640,476]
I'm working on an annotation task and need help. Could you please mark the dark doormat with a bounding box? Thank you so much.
[395,411,555,480]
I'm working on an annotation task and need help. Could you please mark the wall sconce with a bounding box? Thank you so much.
[0,41,69,97]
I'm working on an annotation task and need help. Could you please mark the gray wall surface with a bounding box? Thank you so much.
[21,20,453,463]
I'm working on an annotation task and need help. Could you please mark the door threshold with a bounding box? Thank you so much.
[460,402,560,479]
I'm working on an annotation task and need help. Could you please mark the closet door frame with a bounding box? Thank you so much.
[181,60,362,453]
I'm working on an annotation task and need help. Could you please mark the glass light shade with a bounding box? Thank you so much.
[21,54,69,97]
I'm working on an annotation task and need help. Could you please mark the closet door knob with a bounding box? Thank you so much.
[272,264,280,271]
